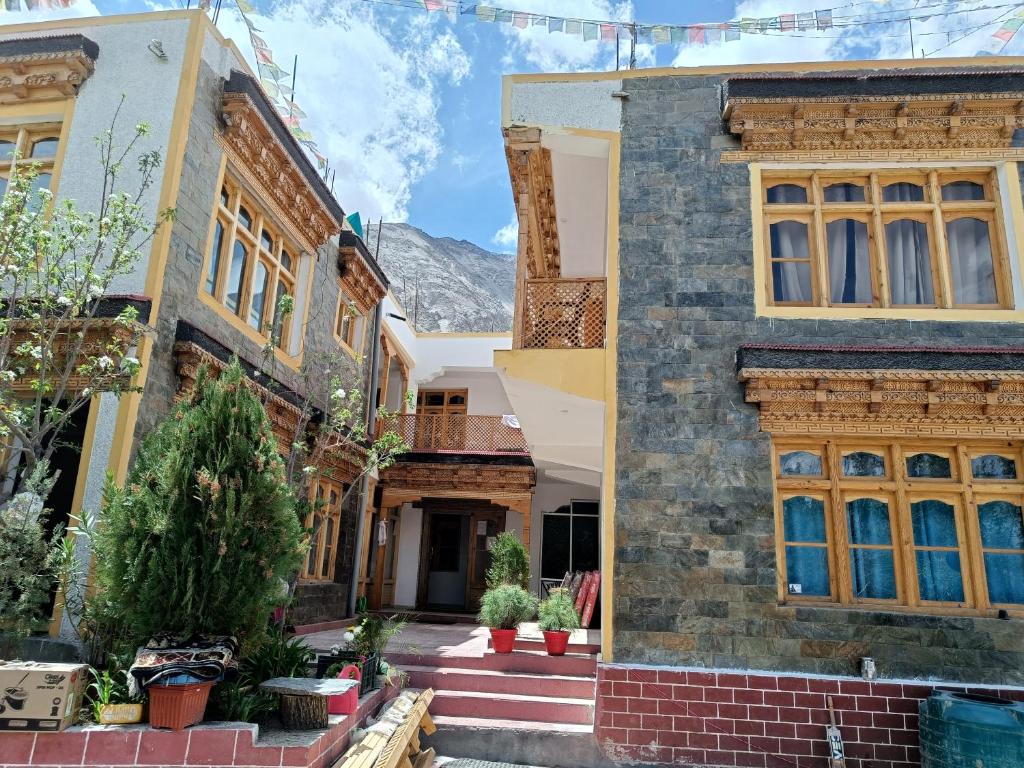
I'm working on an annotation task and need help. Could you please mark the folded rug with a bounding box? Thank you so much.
[130,635,238,689]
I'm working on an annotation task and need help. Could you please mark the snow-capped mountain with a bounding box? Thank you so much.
[365,223,514,333]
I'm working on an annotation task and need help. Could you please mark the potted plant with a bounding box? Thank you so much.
[537,588,580,656]
[477,584,537,654]
[89,667,144,725]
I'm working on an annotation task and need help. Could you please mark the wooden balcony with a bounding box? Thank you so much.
[380,414,529,456]
[517,277,606,350]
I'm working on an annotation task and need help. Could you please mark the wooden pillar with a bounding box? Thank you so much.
[356,478,377,600]
[379,335,393,413]
[398,361,410,414]
[512,153,530,350]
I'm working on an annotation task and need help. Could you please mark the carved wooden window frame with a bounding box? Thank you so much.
[773,437,1024,616]
[303,476,345,582]
[761,169,1012,311]
[334,283,364,357]
[202,171,301,353]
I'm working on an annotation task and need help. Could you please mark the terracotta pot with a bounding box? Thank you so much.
[489,628,517,654]
[543,630,571,656]
[148,681,214,730]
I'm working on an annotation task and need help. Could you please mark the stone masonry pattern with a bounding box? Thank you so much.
[613,70,1024,683]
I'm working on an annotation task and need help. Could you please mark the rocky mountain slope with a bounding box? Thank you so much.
[365,223,514,333]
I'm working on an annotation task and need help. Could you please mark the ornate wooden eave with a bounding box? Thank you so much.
[338,233,387,314]
[504,126,560,279]
[221,92,340,250]
[739,366,1024,439]
[379,461,536,499]
[0,35,97,105]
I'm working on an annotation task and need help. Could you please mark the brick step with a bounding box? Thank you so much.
[424,716,617,768]
[403,665,596,699]
[430,689,595,725]
[388,650,597,677]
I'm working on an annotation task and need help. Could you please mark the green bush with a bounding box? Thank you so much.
[485,531,529,589]
[537,588,581,633]
[92,360,305,643]
[477,584,537,630]
[238,632,315,687]
[209,681,276,724]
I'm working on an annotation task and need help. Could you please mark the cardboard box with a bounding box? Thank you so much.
[0,661,87,731]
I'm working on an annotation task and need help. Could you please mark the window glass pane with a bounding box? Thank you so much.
[274,280,289,339]
[541,514,571,580]
[827,219,871,304]
[916,550,965,602]
[572,501,599,516]
[785,545,830,596]
[238,205,253,231]
[449,394,466,405]
[29,137,58,159]
[906,453,951,479]
[779,451,822,477]
[205,220,225,295]
[850,548,897,599]
[766,184,807,204]
[883,182,924,202]
[771,261,811,304]
[261,229,273,252]
[946,218,997,305]
[972,454,1017,479]
[27,173,51,211]
[886,219,934,305]
[942,181,986,201]
[983,553,1024,604]
[321,517,335,578]
[978,500,1024,549]
[911,499,958,548]
[783,496,826,543]
[843,451,885,477]
[249,262,269,331]
[0,139,15,161]
[572,514,600,573]
[823,183,865,203]
[220,186,230,207]
[225,240,248,314]
[846,498,893,545]
[281,249,293,272]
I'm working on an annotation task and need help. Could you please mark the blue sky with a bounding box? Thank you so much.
[30,0,1024,252]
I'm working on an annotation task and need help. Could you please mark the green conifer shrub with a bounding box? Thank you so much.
[485,531,530,589]
[93,360,305,643]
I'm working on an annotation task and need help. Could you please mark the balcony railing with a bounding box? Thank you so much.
[518,277,606,349]
[380,414,529,455]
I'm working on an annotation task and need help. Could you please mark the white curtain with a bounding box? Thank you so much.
[886,219,934,305]
[770,220,811,302]
[827,219,871,304]
[946,217,997,305]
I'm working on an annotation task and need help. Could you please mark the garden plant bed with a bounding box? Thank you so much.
[0,684,398,768]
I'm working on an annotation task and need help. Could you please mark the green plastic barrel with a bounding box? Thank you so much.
[919,690,1024,767]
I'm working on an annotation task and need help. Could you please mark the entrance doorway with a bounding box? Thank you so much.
[425,513,469,610]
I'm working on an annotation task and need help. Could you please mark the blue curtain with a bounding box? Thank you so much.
[911,499,963,602]
[783,497,829,597]
[847,498,896,599]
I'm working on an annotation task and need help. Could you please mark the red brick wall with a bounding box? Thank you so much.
[595,664,1024,768]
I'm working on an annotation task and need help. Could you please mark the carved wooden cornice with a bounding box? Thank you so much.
[0,47,94,105]
[724,94,1024,153]
[339,246,386,314]
[221,93,339,250]
[379,461,536,499]
[739,366,1024,438]
[504,127,560,279]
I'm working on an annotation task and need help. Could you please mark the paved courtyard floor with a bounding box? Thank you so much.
[436,759,549,768]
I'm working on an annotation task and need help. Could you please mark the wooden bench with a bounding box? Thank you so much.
[259,676,360,730]
[331,689,435,768]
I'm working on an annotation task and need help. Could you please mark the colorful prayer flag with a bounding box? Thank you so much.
[495,9,513,23]
[725,27,740,42]
[259,60,290,82]
[250,32,270,50]
[346,213,364,240]
[637,26,652,43]
[583,22,598,41]
[797,12,814,30]
[652,25,670,44]
[312,150,327,170]
[688,25,705,44]
[757,17,772,32]
[235,0,255,14]
[670,26,686,43]
[548,17,563,33]
[705,25,722,43]
[242,14,261,32]
[779,14,796,31]
[461,5,477,14]
[815,9,832,30]
[290,126,314,142]
[601,23,617,41]
[565,19,582,35]
[284,100,306,119]
[255,47,273,64]
[533,15,546,26]
[512,11,529,28]
[424,0,444,10]
[475,5,495,22]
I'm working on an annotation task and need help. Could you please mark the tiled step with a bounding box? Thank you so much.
[425,716,618,768]
[498,637,602,655]
[403,665,596,699]
[430,689,595,725]
[389,649,597,677]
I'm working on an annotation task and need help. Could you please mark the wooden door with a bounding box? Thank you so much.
[466,508,507,609]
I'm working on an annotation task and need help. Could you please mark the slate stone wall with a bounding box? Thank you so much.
[134,60,370,622]
[613,71,1024,684]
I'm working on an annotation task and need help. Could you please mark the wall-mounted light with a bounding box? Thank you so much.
[148,40,168,61]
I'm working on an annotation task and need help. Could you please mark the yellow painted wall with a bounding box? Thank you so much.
[494,348,606,402]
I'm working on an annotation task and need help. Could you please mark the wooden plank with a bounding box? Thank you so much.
[574,571,593,613]
[581,570,601,628]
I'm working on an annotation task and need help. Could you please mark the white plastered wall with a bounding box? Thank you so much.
[528,479,600,595]
[505,78,623,133]
[393,503,422,609]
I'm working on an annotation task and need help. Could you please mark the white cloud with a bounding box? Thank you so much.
[217,0,470,222]
[492,216,518,251]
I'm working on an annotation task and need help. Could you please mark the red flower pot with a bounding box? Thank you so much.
[148,681,214,730]
[543,630,571,656]
[327,665,361,715]
[489,628,517,654]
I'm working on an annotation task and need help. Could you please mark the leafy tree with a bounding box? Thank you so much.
[486,531,530,590]
[91,360,305,642]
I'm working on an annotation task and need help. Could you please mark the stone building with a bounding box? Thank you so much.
[501,60,1024,766]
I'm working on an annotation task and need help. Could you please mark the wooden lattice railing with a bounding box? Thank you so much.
[519,277,606,349]
[379,414,529,455]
